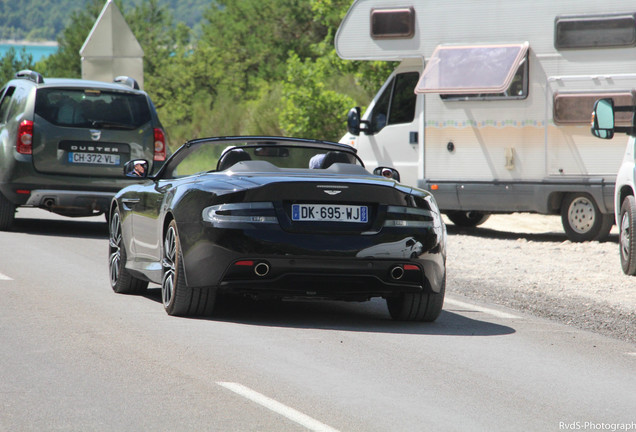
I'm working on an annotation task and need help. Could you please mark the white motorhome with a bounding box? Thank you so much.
[336,0,636,241]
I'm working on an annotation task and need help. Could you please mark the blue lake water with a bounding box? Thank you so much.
[0,43,58,62]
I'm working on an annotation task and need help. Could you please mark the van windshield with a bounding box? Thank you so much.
[35,89,151,129]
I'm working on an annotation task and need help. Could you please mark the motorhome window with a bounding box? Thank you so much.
[370,78,392,132]
[389,72,419,124]
[553,91,635,125]
[370,72,419,133]
[440,56,528,101]
[370,7,415,39]
[415,43,529,96]
[555,13,636,49]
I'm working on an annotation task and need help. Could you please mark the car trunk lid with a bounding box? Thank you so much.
[32,87,154,177]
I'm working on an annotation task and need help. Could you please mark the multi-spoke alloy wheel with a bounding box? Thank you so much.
[161,219,217,317]
[109,211,122,287]
[108,207,148,294]
[162,224,177,308]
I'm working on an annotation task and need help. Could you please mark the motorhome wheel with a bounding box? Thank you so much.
[445,211,490,227]
[561,193,613,242]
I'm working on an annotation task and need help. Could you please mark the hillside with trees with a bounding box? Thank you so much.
[0,0,394,146]
[0,0,209,40]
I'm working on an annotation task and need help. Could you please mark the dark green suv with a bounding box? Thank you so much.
[0,70,167,230]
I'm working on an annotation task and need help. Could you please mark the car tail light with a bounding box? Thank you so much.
[384,205,434,228]
[153,128,166,161]
[17,120,33,155]
[202,202,277,226]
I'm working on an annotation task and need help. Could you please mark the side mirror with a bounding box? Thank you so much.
[591,98,615,139]
[124,159,149,178]
[374,166,400,182]
[347,107,361,136]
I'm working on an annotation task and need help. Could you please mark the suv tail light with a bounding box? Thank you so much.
[17,120,33,155]
[153,128,166,161]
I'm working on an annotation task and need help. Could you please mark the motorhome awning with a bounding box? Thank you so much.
[415,42,529,94]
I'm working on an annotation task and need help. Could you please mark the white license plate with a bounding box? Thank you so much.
[69,152,120,165]
[292,204,368,223]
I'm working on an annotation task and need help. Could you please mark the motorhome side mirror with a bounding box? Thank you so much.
[347,107,361,136]
[124,159,149,178]
[373,166,400,182]
[591,98,615,140]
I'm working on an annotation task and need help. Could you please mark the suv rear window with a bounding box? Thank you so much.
[35,89,151,129]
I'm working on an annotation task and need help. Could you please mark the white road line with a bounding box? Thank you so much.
[217,382,340,432]
[0,272,13,281]
[445,298,520,319]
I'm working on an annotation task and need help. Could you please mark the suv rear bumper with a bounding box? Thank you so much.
[25,189,114,216]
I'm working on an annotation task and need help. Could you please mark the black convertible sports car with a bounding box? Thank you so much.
[108,136,447,321]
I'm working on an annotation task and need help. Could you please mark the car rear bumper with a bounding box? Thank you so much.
[217,256,444,301]
[179,221,446,300]
[24,189,114,216]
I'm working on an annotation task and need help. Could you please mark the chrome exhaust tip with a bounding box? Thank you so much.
[254,262,270,277]
[390,265,404,280]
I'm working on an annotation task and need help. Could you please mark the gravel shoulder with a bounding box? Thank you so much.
[445,213,636,345]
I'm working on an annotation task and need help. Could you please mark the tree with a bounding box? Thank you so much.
[200,0,326,98]
[279,53,355,141]
[277,0,395,141]
[0,48,35,84]
[125,0,176,78]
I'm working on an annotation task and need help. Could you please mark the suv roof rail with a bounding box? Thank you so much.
[113,76,140,90]
[15,69,44,84]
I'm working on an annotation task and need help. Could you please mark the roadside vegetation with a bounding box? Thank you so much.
[0,0,395,148]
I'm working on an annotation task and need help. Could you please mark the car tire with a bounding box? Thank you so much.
[445,211,490,227]
[162,220,217,317]
[0,192,16,231]
[109,207,148,294]
[386,274,446,322]
[619,195,636,275]
[561,193,613,242]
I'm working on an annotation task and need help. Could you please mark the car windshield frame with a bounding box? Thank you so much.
[154,137,364,180]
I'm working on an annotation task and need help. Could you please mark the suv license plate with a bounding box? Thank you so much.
[292,204,368,223]
[69,152,120,165]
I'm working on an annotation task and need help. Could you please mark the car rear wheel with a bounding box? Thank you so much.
[109,208,148,294]
[162,220,217,317]
[386,275,446,322]
[445,211,490,227]
[561,193,613,242]
[619,195,636,275]
[0,192,16,231]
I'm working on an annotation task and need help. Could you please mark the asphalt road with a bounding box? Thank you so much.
[1,209,635,432]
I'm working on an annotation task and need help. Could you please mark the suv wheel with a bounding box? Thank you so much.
[0,192,16,231]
